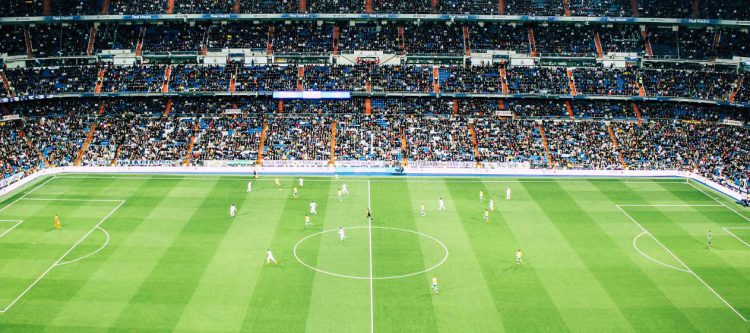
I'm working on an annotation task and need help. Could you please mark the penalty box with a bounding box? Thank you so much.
[0,197,124,313]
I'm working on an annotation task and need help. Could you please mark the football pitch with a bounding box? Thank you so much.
[0,174,749,332]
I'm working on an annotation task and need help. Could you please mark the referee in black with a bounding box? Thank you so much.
[367,209,372,224]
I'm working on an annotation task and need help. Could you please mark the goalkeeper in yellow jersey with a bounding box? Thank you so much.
[54,214,61,229]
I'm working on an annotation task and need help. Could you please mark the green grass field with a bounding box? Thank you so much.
[0,174,749,332]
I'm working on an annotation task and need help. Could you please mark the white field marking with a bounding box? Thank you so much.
[632,232,690,273]
[21,198,125,202]
[616,205,748,322]
[0,199,125,314]
[52,175,688,184]
[618,204,724,207]
[367,180,374,333]
[687,182,750,223]
[292,226,449,280]
[56,227,110,266]
[0,220,23,239]
[0,177,55,214]
[721,227,750,249]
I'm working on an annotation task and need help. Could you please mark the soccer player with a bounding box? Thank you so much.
[367,209,372,224]
[247,180,252,193]
[438,198,446,211]
[489,199,494,211]
[506,187,512,200]
[484,209,490,223]
[299,177,304,188]
[338,227,346,241]
[337,188,343,202]
[342,183,349,195]
[305,214,312,229]
[420,204,426,217]
[275,178,281,190]
[54,214,61,230]
[309,201,317,215]
[293,187,299,198]
[707,230,713,249]
[266,249,277,264]
[479,190,484,201]
[516,249,523,265]
[431,276,439,294]
[230,204,237,218]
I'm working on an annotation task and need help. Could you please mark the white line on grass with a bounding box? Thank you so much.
[0,177,55,214]
[367,180,374,333]
[53,175,689,184]
[721,227,750,249]
[687,182,750,223]
[0,220,23,239]
[0,199,125,314]
[632,232,690,273]
[56,227,111,266]
[617,205,748,322]
[21,198,125,202]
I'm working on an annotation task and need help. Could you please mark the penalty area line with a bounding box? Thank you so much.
[0,199,125,314]
[617,204,748,322]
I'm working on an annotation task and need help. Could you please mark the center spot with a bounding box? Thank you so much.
[294,226,448,280]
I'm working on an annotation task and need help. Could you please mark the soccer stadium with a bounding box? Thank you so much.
[0,0,750,332]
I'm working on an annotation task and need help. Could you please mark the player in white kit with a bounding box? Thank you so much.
[489,199,494,211]
[420,204,426,216]
[341,183,349,195]
[230,204,237,218]
[309,201,317,215]
[299,177,304,187]
[266,249,277,264]
[438,198,446,210]
[506,187,512,200]
[338,227,346,241]
[247,181,252,192]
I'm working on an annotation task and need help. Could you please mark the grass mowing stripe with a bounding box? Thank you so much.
[408,179,508,332]
[240,179,333,332]
[564,180,706,331]
[172,178,293,332]
[303,180,371,333]
[370,179,438,332]
[522,180,649,332]
[602,180,750,331]
[0,176,131,329]
[441,179,567,332]
[103,179,225,332]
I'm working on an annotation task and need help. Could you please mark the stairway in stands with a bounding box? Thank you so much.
[607,124,628,169]
[256,121,269,165]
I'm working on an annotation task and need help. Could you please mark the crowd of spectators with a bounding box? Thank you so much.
[264,115,332,160]
[405,116,474,162]
[544,120,619,169]
[192,116,264,161]
[506,67,569,94]
[641,68,739,101]
[0,120,42,179]
[101,65,167,93]
[1,96,748,193]
[335,114,404,162]
[573,67,640,96]
[3,66,99,95]
[3,21,750,64]
[3,0,750,20]
[474,118,546,166]
[534,25,597,57]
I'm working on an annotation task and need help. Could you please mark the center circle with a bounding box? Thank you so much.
[293,226,449,280]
